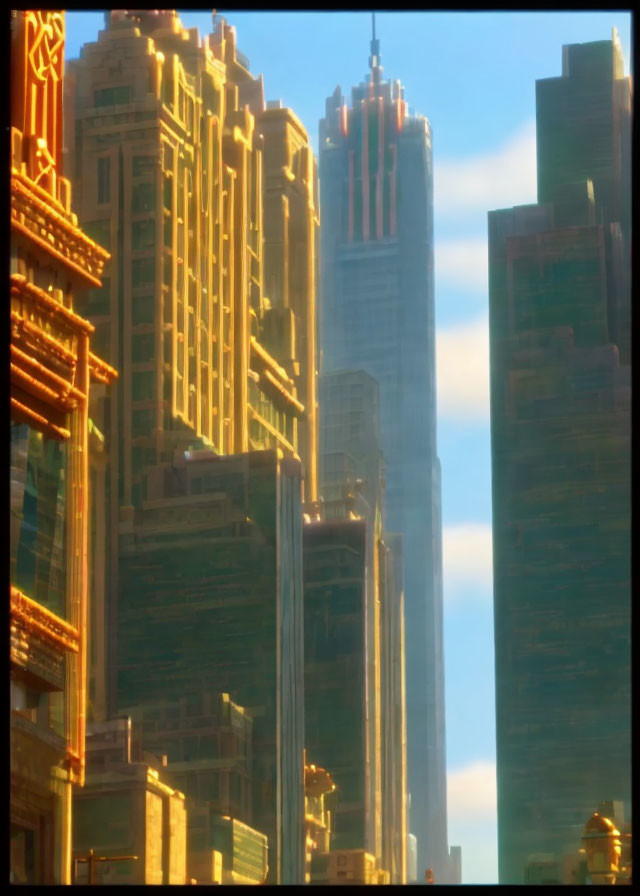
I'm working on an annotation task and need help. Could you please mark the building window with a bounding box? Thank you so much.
[97,157,110,205]
[163,176,173,213]
[93,322,111,362]
[94,85,131,107]
[84,219,111,251]
[131,444,155,474]
[132,332,155,363]
[87,277,111,317]
[10,424,67,620]
[132,294,155,326]
[131,257,155,288]
[132,181,155,214]
[132,220,155,250]
[132,155,154,177]
[132,409,154,437]
[132,371,155,402]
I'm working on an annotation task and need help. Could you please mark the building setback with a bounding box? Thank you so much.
[318,367,406,881]
[10,9,116,884]
[318,21,447,878]
[489,33,631,884]
[303,518,371,851]
[73,718,187,885]
[120,690,270,883]
[125,692,255,828]
[319,369,384,522]
[115,448,305,884]
[303,511,406,882]
[64,9,318,720]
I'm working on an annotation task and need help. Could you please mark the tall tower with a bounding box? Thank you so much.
[65,10,319,719]
[64,14,317,881]
[489,33,631,883]
[313,367,407,882]
[318,14,447,879]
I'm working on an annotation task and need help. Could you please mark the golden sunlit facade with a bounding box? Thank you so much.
[64,12,320,723]
[10,8,116,884]
[304,759,336,883]
[65,11,317,508]
[259,104,320,502]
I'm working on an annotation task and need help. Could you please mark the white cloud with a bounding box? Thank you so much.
[435,120,537,216]
[433,122,538,295]
[435,237,488,293]
[436,316,490,422]
[448,758,497,817]
[442,523,493,601]
[447,759,498,884]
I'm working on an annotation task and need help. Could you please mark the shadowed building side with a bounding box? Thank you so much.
[115,449,305,884]
[489,33,631,884]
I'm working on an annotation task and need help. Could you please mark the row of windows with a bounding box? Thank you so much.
[97,157,157,208]
[94,85,131,108]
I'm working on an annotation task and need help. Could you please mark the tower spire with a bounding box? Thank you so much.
[369,11,382,86]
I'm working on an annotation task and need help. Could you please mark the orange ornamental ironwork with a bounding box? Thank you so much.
[10,9,117,799]
[11,10,65,193]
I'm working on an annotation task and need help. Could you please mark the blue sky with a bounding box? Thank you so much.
[65,10,632,884]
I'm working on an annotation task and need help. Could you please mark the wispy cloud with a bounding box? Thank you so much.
[448,758,497,817]
[435,119,537,216]
[436,316,489,422]
[435,237,488,294]
[434,122,538,296]
[447,759,498,884]
[442,523,493,602]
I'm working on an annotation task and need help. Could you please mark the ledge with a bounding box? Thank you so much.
[11,175,110,287]
[10,586,79,655]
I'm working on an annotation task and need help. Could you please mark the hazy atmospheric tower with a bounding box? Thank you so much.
[319,15,448,879]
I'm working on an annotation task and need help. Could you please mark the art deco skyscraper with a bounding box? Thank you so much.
[319,17,447,879]
[64,12,317,882]
[489,33,631,884]
[65,10,319,718]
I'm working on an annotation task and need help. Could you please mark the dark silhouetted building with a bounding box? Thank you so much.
[489,31,631,884]
[73,718,187,885]
[303,518,371,851]
[115,448,305,884]
[317,367,407,881]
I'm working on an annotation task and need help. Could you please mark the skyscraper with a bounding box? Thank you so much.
[489,33,631,884]
[64,12,318,883]
[318,16,447,877]
[64,10,318,719]
[310,367,407,881]
[116,448,306,884]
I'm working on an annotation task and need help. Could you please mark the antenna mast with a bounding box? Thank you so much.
[369,11,382,87]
